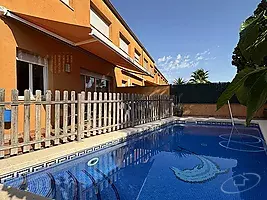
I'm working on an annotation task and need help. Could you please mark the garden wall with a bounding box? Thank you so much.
[171,83,267,119]
[183,104,267,119]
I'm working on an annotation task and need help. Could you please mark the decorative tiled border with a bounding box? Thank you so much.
[196,120,259,127]
[0,118,261,183]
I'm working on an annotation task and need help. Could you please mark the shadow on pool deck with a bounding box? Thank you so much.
[0,184,50,200]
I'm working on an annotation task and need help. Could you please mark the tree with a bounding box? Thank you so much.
[189,69,210,84]
[173,78,186,85]
[217,0,267,125]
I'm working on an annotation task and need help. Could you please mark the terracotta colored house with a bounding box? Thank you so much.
[0,0,168,100]
[0,0,169,134]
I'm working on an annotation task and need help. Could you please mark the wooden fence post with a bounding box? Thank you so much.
[156,95,159,120]
[86,92,92,137]
[23,90,30,152]
[0,89,5,158]
[81,92,85,138]
[140,95,143,124]
[34,90,42,150]
[138,94,141,124]
[112,93,116,132]
[70,91,76,140]
[124,94,128,128]
[103,93,107,134]
[62,91,68,143]
[151,95,155,121]
[77,93,82,141]
[170,96,174,117]
[116,93,120,130]
[135,94,138,125]
[45,90,52,147]
[147,95,149,123]
[108,93,112,132]
[158,95,161,120]
[10,89,18,155]
[127,93,130,127]
[54,90,60,145]
[162,95,164,118]
[98,92,102,134]
[131,93,135,127]
[120,93,124,129]
[93,92,97,136]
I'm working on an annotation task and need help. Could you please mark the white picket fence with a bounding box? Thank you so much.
[0,89,173,158]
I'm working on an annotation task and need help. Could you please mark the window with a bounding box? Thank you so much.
[85,76,95,92]
[144,59,148,69]
[119,34,129,54]
[96,79,109,93]
[90,8,110,38]
[80,69,111,92]
[122,80,127,87]
[16,50,48,97]
[134,50,141,63]
[150,65,154,73]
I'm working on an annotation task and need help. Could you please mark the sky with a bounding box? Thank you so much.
[110,0,261,83]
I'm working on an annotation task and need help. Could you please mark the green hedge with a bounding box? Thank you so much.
[171,83,239,104]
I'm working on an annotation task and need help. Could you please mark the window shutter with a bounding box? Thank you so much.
[144,59,148,68]
[90,9,110,38]
[119,37,129,54]
[17,49,47,66]
[134,52,140,62]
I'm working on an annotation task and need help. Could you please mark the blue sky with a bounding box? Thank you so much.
[110,0,260,83]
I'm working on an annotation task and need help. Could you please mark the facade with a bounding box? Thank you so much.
[0,0,168,100]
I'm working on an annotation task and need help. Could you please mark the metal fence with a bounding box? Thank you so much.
[0,89,173,158]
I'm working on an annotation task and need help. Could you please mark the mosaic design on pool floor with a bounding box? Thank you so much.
[219,132,266,153]
[170,146,229,183]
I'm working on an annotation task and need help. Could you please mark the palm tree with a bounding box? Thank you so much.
[173,78,186,85]
[189,69,210,84]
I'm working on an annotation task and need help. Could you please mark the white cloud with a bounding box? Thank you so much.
[196,56,204,61]
[156,50,216,82]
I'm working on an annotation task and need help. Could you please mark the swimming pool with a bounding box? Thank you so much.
[3,122,267,200]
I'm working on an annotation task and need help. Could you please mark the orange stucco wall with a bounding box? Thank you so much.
[0,17,117,132]
[0,18,116,93]
[182,104,267,119]
[0,0,90,27]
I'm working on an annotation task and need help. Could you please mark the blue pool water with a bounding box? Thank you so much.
[4,123,267,200]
